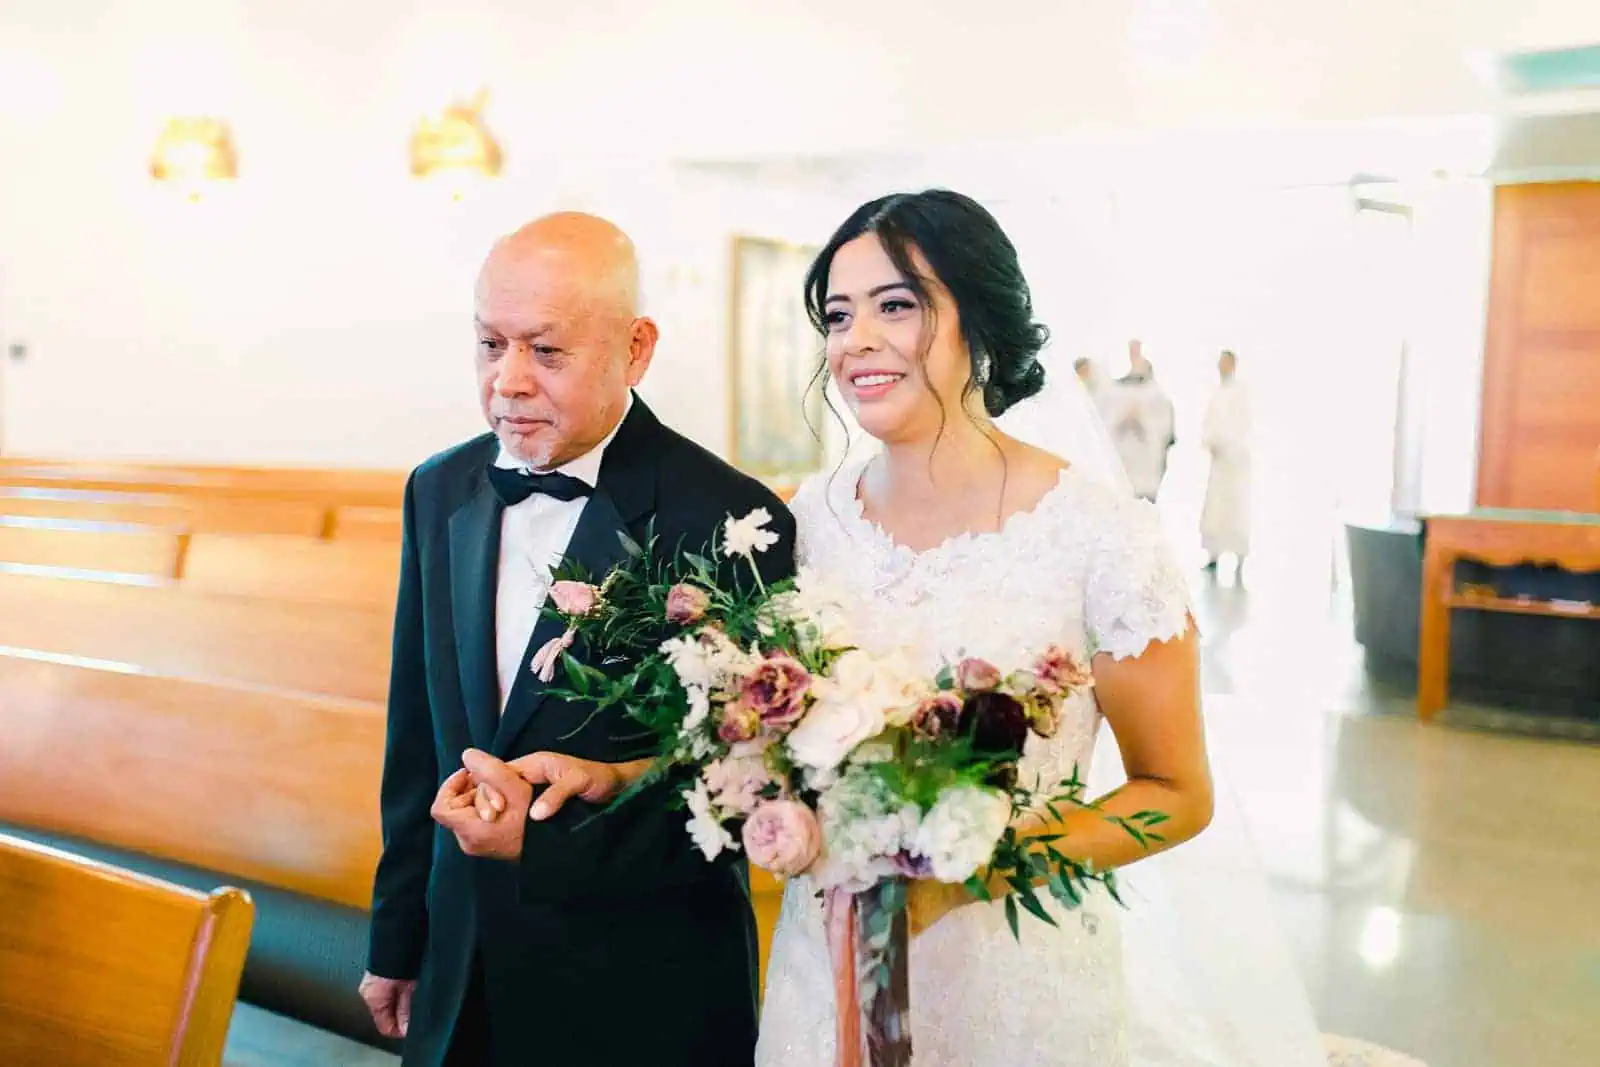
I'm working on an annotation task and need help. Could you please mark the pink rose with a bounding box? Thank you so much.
[742,800,823,877]
[549,580,600,617]
[718,702,761,744]
[956,657,1002,692]
[1033,646,1092,697]
[910,692,964,740]
[666,583,712,625]
[736,654,812,727]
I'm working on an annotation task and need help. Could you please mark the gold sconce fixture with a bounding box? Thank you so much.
[410,89,503,196]
[149,117,238,200]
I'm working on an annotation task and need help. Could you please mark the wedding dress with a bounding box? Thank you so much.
[754,447,1425,1067]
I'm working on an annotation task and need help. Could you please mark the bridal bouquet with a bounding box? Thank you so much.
[542,509,1167,1067]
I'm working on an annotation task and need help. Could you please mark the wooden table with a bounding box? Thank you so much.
[1417,509,1600,720]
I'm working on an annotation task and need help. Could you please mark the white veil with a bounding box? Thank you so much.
[996,370,1333,1067]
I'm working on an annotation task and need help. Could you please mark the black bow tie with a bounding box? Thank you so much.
[486,463,593,506]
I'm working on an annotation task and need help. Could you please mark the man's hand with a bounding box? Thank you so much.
[430,750,532,861]
[358,972,417,1039]
[508,751,643,821]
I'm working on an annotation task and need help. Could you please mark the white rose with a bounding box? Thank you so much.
[911,785,1012,884]
[786,692,886,771]
[684,779,737,861]
[831,649,928,727]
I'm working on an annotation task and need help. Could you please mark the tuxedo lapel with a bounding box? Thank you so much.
[449,478,504,752]
[491,397,662,757]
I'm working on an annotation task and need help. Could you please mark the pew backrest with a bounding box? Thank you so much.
[0,832,254,1067]
[0,569,391,701]
[0,651,385,909]
[0,487,326,538]
[0,516,181,580]
[180,532,401,608]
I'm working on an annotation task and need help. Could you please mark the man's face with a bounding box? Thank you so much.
[473,255,651,469]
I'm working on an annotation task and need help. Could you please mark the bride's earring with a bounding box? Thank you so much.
[976,353,992,386]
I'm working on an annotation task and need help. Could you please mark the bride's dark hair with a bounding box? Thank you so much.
[803,188,1049,417]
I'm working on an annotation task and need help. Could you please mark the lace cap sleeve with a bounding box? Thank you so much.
[788,469,839,569]
[1084,492,1193,660]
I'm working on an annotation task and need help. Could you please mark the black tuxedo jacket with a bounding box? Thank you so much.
[367,399,797,1067]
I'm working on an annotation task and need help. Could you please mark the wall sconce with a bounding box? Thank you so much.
[410,90,503,199]
[149,117,238,201]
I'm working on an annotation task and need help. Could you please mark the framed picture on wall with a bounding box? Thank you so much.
[728,235,825,483]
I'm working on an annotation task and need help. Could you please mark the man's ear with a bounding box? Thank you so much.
[626,317,659,386]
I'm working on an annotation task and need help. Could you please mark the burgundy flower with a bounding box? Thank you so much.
[737,654,812,727]
[911,692,965,740]
[956,657,1003,692]
[665,583,711,625]
[960,691,1030,756]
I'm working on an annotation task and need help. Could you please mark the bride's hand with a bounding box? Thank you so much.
[472,782,506,822]
[907,878,976,937]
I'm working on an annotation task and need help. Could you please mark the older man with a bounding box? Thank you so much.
[361,213,795,1067]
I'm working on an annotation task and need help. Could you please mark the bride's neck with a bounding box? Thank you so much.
[876,419,1007,498]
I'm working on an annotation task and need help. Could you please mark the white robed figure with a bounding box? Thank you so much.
[754,190,1425,1067]
[1106,341,1176,502]
[1200,350,1252,569]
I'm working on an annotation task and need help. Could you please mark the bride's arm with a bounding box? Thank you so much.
[1011,620,1214,871]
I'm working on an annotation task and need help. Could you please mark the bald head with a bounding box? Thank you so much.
[480,211,640,320]
[473,212,658,469]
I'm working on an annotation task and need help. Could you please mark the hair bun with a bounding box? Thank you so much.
[984,322,1049,416]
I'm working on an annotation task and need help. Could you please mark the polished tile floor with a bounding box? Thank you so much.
[1188,561,1600,1067]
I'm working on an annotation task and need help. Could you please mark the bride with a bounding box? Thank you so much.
[753,190,1421,1067]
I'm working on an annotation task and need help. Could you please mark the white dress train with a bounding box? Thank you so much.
[754,456,1423,1067]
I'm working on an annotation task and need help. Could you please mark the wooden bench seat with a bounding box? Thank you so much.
[0,570,391,701]
[0,832,254,1067]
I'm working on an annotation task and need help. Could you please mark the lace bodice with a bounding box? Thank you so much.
[757,455,1420,1067]
[789,456,1192,788]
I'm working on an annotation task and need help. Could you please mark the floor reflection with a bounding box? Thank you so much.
[1188,569,1600,1067]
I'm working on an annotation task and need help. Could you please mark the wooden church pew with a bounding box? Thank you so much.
[0,832,254,1067]
[180,532,401,609]
[0,650,385,909]
[0,515,181,580]
[0,570,391,702]
[0,487,325,538]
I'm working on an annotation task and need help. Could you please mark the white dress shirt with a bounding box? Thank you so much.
[493,395,632,710]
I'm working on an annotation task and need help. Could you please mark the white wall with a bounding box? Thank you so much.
[0,0,1533,471]
[0,2,858,467]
